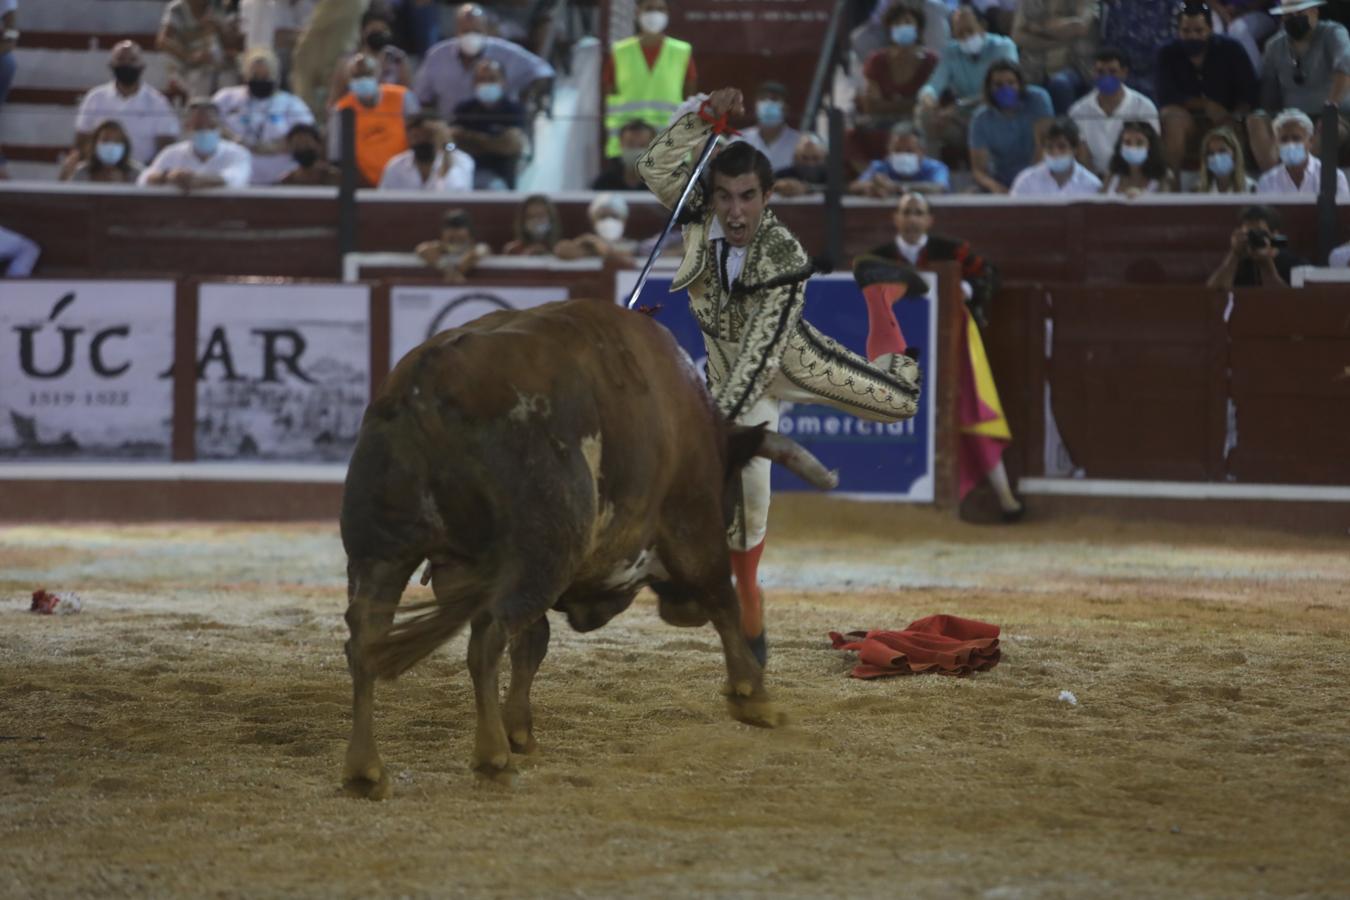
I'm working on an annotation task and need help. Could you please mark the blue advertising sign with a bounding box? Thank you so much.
[614,271,937,501]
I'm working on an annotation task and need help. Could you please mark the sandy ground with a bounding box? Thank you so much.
[2,498,1349,899]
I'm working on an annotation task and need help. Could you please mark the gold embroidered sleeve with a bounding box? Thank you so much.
[636,112,714,210]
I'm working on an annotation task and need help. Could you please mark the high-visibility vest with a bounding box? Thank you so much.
[604,36,690,158]
[335,84,409,186]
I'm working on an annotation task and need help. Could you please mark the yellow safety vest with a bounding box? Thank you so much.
[604,35,691,158]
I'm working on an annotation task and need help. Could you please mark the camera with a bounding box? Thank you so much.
[1247,229,1289,250]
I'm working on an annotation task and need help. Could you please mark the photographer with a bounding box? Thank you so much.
[1205,205,1308,289]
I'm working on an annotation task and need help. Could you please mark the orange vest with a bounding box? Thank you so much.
[335,85,409,186]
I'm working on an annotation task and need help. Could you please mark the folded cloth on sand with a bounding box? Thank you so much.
[829,614,1001,679]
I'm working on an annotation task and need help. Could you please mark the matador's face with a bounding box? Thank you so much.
[711,171,772,248]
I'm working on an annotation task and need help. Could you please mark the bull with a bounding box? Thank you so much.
[339,299,836,798]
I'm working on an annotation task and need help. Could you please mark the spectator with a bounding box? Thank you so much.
[279,122,340,184]
[849,121,951,196]
[450,59,527,190]
[0,225,40,277]
[972,0,1019,35]
[1100,0,1174,97]
[377,113,475,190]
[139,99,253,190]
[214,47,315,184]
[740,82,801,174]
[1011,0,1098,114]
[859,4,940,124]
[773,133,830,197]
[1069,48,1160,174]
[0,0,15,115]
[852,0,952,62]
[1102,120,1173,195]
[1157,2,1259,173]
[969,59,1055,194]
[554,193,637,265]
[502,193,561,255]
[1206,204,1308,288]
[601,0,694,158]
[158,0,240,98]
[71,42,181,169]
[415,207,490,283]
[1256,107,1350,198]
[390,0,440,57]
[1010,117,1104,195]
[326,7,412,108]
[1248,1,1350,173]
[1195,125,1257,192]
[1212,1,1278,70]
[416,3,554,124]
[591,119,656,190]
[917,6,1018,161]
[330,54,419,187]
[1329,235,1350,266]
[62,120,144,183]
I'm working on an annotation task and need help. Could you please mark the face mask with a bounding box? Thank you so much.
[1094,74,1121,95]
[248,78,276,100]
[992,85,1019,109]
[960,33,986,56]
[1180,38,1207,56]
[639,11,668,34]
[1121,145,1149,167]
[458,32,484,57]
[889,152,920,176]
[756,100,784,126]
[366,31,392,51]
[475,82,504,104]
[112,65,142,87]
[1207,151,1235,177]
[595,217,626,242]
[526,219,552,239]
[95,142,126,166]
[1279,141,1308,167]
[891,24,918,46]
[292,147,319,168]
[1046,153,1074,174]
[620,147,644,167]
[350,77,379,101]
[192,129,221,156]
[1284,15,1311,41]
[412,141,437,164]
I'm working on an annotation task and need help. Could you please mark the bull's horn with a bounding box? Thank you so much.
[756,431,839,491]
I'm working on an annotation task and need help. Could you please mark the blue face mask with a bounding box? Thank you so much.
[1095,74,1122,95]
[756,99,784,126]
[1046,153,1074,174]
[992,85,1019,110]
[475,82,504,104]
[1121,145,1149,167]
[1207,151,1234,177]
[891,24,918,46]
[192,129,220,157]
[350,76,379,101]
[95,141,126,166]
[1280,141,1308,167]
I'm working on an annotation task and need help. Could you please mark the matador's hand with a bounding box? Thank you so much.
[706,88,744,119]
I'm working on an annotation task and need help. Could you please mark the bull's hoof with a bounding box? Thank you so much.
[508,729,539,755]
[726,694,786,729]
[472,761,521,787]
[342,768,391,801]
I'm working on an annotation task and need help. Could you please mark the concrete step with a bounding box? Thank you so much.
[0,103,82,148]
[12,48,173,91]
[3,160,61,182]
[18,0,167,34]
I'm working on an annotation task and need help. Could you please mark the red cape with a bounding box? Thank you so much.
[829,614,1001,679]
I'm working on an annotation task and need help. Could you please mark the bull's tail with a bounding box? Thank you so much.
[364,558,512,681]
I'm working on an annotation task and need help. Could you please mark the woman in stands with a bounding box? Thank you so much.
[502,194,562,255]
[62,120,144,183]
[1102,120,1173,197]
[1194,126,1256,194]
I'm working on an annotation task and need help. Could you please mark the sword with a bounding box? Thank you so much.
[625,131,722,310]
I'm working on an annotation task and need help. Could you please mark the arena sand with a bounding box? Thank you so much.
[2,498,1348,899]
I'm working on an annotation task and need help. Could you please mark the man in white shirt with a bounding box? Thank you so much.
[1068,47,1160,174]
[213,46,315,184]
[138,99,253,190]
[377,113,474,191]
[739,81,801,174]
[413,3,554,121]
[1010,117,1104,196]
[73,41,181,164]
[1256,107,1350,201]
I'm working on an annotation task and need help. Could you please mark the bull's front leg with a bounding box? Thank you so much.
[502,615,550,755]
[467,612,517,784]
[704,581,784,728]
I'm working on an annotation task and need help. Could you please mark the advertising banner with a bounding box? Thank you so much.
[196,283,369,462]
[615,271,938,500]
[0,280,175,460]
[389,285,570,366]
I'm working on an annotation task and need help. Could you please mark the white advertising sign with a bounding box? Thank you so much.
[389,285,569,366]
[0,280,175,460]
[196,282,369,462]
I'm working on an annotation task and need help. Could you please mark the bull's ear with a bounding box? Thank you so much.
[725,423,768,474]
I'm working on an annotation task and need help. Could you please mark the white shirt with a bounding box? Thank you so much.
[707,216,748,287]
[1068,87,1160,174]
[1010,160,1104,197]
[1256,156,1350,202]
[741,125,802,174]
[377,148,475,192]
[74,81,182,165]
[1330,241,1350,268]
[894,234,927,264]
[212,85,315,184]
[137,138,253,188]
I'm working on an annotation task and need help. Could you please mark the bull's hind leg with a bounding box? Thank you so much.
[467,612,516,784]
[502,615,549,755]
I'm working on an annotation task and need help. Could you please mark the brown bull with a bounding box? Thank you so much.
[339,299,836,798]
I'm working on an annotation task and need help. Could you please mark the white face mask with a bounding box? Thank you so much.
[889,152,920,176]
[639,11,668,34]
[959,33,986,56]
[595,217,626,242]
[458,32,484,57]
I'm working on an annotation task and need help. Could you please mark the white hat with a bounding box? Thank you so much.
[1272,1,1325,14]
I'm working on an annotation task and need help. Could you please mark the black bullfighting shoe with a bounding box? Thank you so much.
[746,630,768,668]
